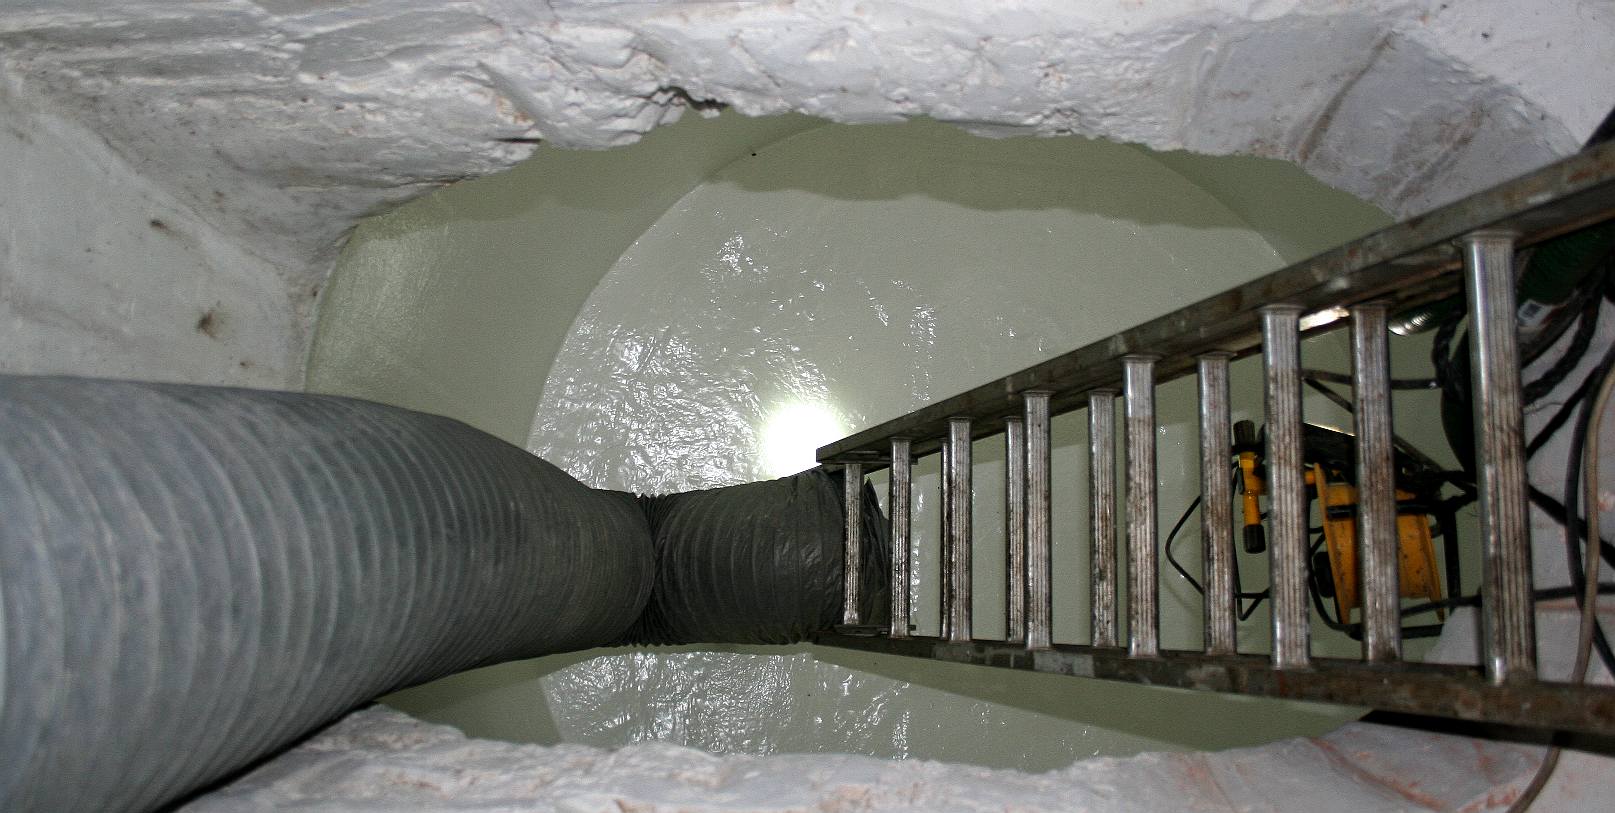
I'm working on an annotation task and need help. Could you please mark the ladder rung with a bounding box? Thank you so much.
[889,439,912,640]
[1004,417,1027,645]
[1024,392,1054,651]
[943,418,973,643]
[1351,303,1401,663]
[841,462,865,626]
[1089,390,1119,648]
[1124,356,1161,659]
[1262,305,1310,670]
[1462,231,1536,684]
[1198,352,1237,656]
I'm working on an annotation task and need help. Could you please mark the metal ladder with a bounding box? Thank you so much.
[816,142,1615,736]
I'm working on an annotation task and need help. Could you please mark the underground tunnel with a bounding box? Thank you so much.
[3,2,1615,810]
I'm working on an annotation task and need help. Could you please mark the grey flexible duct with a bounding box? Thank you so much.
[0,376,656,812]
[627,472,890,644]
[0,375,888,811]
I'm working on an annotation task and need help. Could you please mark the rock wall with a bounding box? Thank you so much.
[0,73,302,386]
[2,1,1610,370]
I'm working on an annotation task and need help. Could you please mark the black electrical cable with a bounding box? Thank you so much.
[1513,259,1615,680]
[1433,313,1465,402]
[1310,558,1355,634]
[1523,271,1606,403]
[1505,109,1615,813]
[1299,372,1478,610]
[1427,271,1600,431]
[1520,246,1609,370]
[1164,493,1207,594]
[1299,355,1589,649]
[1313,291,1615,679]
[1167,488,1615,635]
[1238,593,1269,622]
[1164,474,1270,604]
[1511,233,1615,378]
[1434,504,1465,607]
[1527,360,1606,456]
[1300,377,1450,475]
[1517,264,1615,684]
[1426,256,1615,682]
[1520,267,1615,603]
[1236,503,1273,620]
[1397,583,1615,619]
[1162,468,1273,623]
[1300,368,1439,390]
[1301,539,1450,640]
[1525,267,1615,456]
[1188,497,1615,606]
[1304,374,1355,412]
[1528,486,1615,568]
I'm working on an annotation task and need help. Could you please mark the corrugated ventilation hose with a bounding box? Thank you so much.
[627,472,890,644]
[0,376,886,811]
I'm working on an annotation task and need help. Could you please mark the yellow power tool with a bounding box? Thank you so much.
[1232,420,1445,625]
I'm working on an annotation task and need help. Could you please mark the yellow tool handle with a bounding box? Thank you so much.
[1238,451,1265,553]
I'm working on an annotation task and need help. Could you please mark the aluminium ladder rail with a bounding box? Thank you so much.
[818,141,1615,736]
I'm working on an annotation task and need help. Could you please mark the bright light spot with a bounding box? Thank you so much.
[760,401,845,477]
[1300,306,1350,331]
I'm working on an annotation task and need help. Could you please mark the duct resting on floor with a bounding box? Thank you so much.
[0,375,890,812]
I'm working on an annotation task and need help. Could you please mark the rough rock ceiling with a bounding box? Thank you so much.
[2,0,1611,288]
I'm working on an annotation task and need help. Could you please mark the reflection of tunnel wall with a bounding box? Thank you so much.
[308,113,826,443]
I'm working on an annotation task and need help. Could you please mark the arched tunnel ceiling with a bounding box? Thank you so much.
[2,0,1612,297]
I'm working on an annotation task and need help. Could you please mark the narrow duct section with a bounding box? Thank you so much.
[0,376,880,812]
[629,474,890,645]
